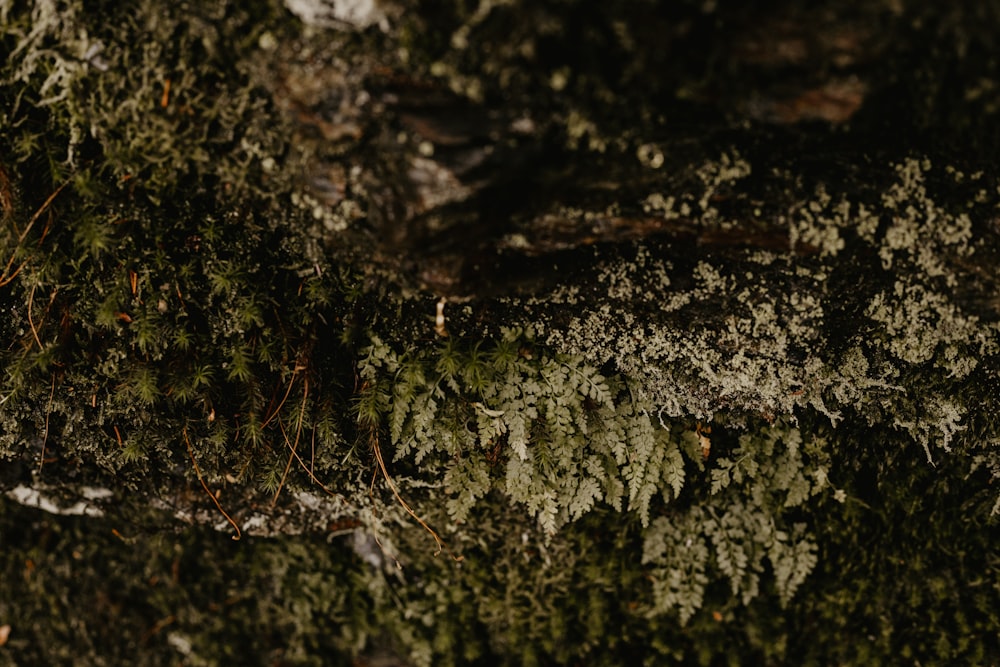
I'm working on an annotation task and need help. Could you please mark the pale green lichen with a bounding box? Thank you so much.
[564,109,611,152]
[597,244,674,301]
[642,191,692,219]
[521,149,999,469]
[542,247,830,422]
[878,158,975,283]
[695,150,752,216]
[865,280,994,372]
[637,142,665,169]
[788,185,846,256]
[640,151,751,225]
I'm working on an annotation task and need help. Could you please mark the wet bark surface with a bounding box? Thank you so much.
[270,0,1000,302]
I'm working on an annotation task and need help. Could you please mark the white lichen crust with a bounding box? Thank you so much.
[514,153,1000,465]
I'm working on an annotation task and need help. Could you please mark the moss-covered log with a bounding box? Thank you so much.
[2,0,999,665]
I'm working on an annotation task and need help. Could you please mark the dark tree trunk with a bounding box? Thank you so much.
[2,1,999,664]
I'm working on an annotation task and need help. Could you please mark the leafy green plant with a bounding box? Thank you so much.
[357,327,694,534]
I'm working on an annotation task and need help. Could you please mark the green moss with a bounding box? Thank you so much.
[0,496,375,666]
[0,0,363,494]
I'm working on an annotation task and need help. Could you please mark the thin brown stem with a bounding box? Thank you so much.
[37,373,56,472]
[27,283,42,349]
[260,365,304,430]
[1,181,69,286]
[368,425,462,562]
[184,427,241,540]
[271,378,309,507]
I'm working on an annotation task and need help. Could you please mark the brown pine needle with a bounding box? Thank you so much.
[184,427,241,540]
[161,78,171,108]
[141,615,176,645]
[310,425,316,475]
[19,182,67,243]
[273,418,294,505]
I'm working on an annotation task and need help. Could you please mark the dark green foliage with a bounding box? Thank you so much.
[779,427,1000,666]
[0,497,373,666]
[3,438,998,666]
[0,0,358,492]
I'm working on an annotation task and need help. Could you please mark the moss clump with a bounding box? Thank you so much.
[4,421,998,666]
[0,496,378,666]
[0,0,363,496]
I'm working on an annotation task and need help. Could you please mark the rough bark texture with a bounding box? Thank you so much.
[2,0,999,665]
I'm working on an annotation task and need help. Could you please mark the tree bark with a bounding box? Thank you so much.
[2,0,999,664]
